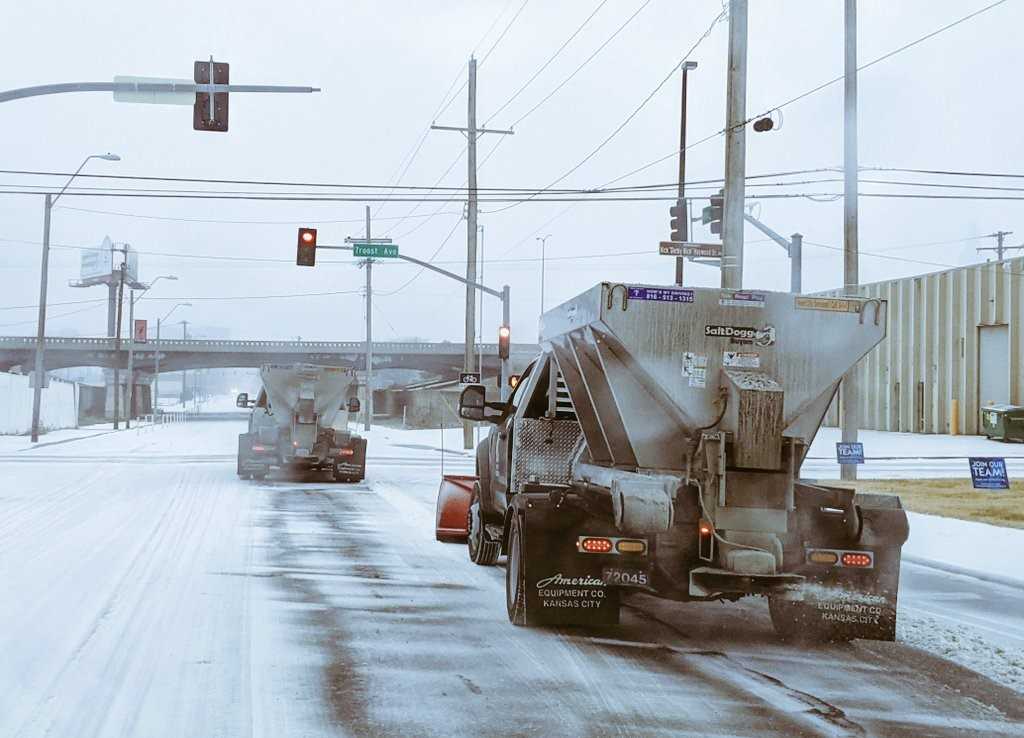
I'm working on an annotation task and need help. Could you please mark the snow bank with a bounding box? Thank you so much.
[904,511,1024,587]
[0,372,78,435]
[898,611,1024,694]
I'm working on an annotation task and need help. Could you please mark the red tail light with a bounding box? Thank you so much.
[579,537,613,553]
[337,448,354,457]
[252,444,266,452]
[841,552,873,568]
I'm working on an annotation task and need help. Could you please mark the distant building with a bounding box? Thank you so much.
[824,256,1023,435]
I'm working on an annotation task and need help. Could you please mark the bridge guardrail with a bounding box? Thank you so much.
[0,336,535,354]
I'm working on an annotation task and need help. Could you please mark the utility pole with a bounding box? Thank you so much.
[721,0,747,290]
[977,231,1020,261]
[29,195,52,443]
[675,61,698,285]
[364,205,373,432]
[432,56,513,450]
[113,259,126,429]
[841,0,860,482]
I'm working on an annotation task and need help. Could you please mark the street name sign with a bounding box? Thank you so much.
[659,241,722,258]
[352,243,399,258]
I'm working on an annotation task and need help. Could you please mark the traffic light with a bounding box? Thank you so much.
[193,59,229,132]
[668,199,686,243]
[702,189,724,239]
[498,325,511,359]
[296,227,317,266]
[753,116,774,132]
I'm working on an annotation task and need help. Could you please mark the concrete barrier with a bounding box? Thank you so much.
[0,372,79,435]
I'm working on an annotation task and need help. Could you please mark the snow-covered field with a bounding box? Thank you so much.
[1,413,1023,735]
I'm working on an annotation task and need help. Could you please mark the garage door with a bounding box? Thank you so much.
[978,324,1009,408]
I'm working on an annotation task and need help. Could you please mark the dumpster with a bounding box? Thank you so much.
[982,404,1024,442]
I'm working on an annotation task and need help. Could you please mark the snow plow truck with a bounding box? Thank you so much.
[236,363,366,482]
[452,282,909,641]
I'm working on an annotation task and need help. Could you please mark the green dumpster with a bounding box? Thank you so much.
[981,404,1024,442]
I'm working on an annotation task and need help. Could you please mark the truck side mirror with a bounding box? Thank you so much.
[459,385,505,424]
[236,392,249,408]
[347,397,361,413]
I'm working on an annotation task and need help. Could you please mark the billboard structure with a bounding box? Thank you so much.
[69,235,146,337]
[76,236,141,286]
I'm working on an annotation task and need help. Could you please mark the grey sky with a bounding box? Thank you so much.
[1,0,1020,342]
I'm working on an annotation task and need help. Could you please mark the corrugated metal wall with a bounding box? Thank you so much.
[824,256,1024,434]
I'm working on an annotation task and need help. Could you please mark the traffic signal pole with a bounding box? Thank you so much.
[364,206,373,432]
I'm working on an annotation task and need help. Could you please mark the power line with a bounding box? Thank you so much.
[482,4,728,215]
[483,0,609,127]
[599,0,1013,189]
[478,0,532,68]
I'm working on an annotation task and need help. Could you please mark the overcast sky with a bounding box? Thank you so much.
[1,0,1020,344]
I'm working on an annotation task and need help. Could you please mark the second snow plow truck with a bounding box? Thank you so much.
[236,363,366,482]
[455,282,908,641]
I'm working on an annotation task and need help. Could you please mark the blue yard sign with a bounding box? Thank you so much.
[969,457,1010,490]
[836,442,864,465]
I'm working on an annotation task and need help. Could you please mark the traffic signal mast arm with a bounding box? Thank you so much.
[742,212,791,255]
[0,79,321,104]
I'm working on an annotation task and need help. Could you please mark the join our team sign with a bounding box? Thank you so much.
[969,457,1010,490]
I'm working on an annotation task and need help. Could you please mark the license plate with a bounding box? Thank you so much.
[602,565,651,588]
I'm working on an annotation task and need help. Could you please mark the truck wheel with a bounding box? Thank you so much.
[237,434,250,478]
[506,513,535,626]
[252,470,267,481]
[768,597,852,643]
[468,484,500,566]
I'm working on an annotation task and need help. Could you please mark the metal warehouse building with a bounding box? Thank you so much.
[824,255,1023,435]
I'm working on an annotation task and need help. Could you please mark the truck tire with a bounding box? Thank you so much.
[768,596,853,643]
[506,512,536,626]
[252,469,267,481]
[468,483,500,566]
[237,435,251,479]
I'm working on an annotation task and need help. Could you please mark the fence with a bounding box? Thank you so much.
[0,372,78,435]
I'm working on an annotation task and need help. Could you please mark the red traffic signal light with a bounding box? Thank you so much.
[296,227,317,266]
[498,325,511,359]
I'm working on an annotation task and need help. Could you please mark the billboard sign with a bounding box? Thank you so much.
[134,319,148,343]
[79,236,139,283]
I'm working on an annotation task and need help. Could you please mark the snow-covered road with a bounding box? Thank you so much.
[2,417,1023,736]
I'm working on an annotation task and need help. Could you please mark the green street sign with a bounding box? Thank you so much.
[352,243,399,258]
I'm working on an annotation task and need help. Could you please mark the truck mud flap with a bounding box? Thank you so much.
[519,497,620,626]
[778,495,909,641]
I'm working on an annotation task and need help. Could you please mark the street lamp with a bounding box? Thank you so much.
[31,152,120,442]
[154,302,191,414]
[536,234,552,314]
[126,275,177,427]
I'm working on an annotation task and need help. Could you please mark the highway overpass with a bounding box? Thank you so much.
[0,336,539,376]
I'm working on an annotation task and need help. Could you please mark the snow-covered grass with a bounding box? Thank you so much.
[904,511,1024,587]
[899,611,1024,694]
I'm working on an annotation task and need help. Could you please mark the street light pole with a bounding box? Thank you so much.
[153,302,190,414]
[127,275,177,426]
[30,152,120,442]
[675,61,698,286]
[536,234,551,314]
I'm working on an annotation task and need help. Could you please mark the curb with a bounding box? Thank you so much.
[903,554,1024,592]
